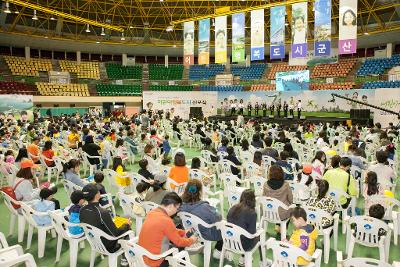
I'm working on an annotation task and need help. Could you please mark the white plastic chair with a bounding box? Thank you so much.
[266,237,322,267]
[0,231,8,248]
[103,168,125,192]
[167,250,196,267]
[81,223,135,267]
[328,188,356,233]
[165,178,187,196]
[261,155,276,176]
[220,173,249,190]
[178,212,219,267]
[39,154,58,183]
[62,179,83,197]
[240,150,253,164]
[304,206,339,264]
[250,175,267,196]
[1,191,26,243]
[336,251,396,267]
[49,210,86,267]
[257,196,294,241]
[217,220,266,267]
[189,168,217,192]
[345,215,392,262]
[242,162,261,180]
[19,202,55,258]
[289,181,312,205]
[81,152,102,176]
[0,244,38,267]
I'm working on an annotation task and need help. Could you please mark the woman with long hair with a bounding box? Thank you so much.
[306,180,336,228]
[363,171,384,210]
[312,151,327,179]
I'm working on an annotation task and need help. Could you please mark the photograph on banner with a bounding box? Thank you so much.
[143,91,218,119]
[276,70,310,91]
[198,19,210,65]
[232,13,245,63]
[339,0,357,54]
[215,16,227,64]
[291,2,308,58]
[314,0,332,57]
[183,21,195,66]
[289,49,338,67]
[270,6,286,59]
[251,9,265,61]
[0,94,34,121]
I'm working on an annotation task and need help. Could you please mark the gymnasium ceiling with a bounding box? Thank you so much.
[0,0,400,47]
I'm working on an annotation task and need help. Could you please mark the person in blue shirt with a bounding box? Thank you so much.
[32,188,57,226]
[275,151,294,180]
[68,190,85,235]
[162,135,171,158]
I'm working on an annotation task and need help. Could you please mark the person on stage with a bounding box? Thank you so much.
[230,99,237,116]
[283,101,289,117]
[254,102,260,116]
[262,102,267,117]
[238,99,244,115]
[247,102,252,116]
[289,97,295,117]
[297,100,302,119]
[220,101,225,116]
[269,103,274,116]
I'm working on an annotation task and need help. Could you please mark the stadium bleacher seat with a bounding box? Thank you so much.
[0,81,38,95]
[4,56,52,77]
[149,85,193,91]
[105,64,142,80]
[96,84,142,96]
[357,55,400,76]
[310,82,356,90]
[36,82,90,96]
[311,59,357,78]
[189,64,225,80]
[231,64,266,80]
[250,84,275,91]
[59,61,100,80]
[149,64,183,80]
[200,85,243,92]
[362,80,400,89]
[267,63,307,80]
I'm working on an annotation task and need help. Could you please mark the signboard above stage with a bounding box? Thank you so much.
[216,74,233,85]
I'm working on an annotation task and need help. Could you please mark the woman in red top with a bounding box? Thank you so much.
[42,141,55,167]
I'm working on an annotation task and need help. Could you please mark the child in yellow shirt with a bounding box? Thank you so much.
[112,157,131,187]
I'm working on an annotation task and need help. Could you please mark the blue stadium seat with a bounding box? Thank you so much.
[199,85,244,92]
[357,55,400,76]
[231,64,266,80]
[362,80,400,89]
[189,64,225,80]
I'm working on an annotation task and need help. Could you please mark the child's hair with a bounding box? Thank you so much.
[291,207,307,221]
[191,157,201,169]
[94,172,105,183]
[330,155,341,168]
[174,152,186,167]
[164,135,169,140]
[161,158,171,165]
[365,171,379,196]
[70,190,84,205]
[136,182,151,194]
[63,159,80,173]
[115,139,124,148]
[112,157,123,171]
[369,204,385,220]
[182,179,203,203]
[139,159,148,169]
[316,179,330,199]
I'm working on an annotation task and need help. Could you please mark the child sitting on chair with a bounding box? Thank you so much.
[68,190,85,235]
[94,172,109,206]
[32,188,58,226]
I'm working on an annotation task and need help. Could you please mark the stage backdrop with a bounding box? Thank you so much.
[143,91,218,119]
[0,94,34,120]
[276,70,310,91]
[373,88,400,127]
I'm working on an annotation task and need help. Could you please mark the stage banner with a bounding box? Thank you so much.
[251,9,264,61]
[314,0,331,56]
[215,16,227,64]
[276,70,310,91]
[270,6,286,59]
[291,2,308,58]
[232,13,245,63]
[373,88,400,127]
[198,19,210,65]
[339,0,357,54]
[0,94,33,121]
[143,91,218,119]
[183,21,195,66]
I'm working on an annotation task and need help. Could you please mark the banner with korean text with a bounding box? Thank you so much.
[270,6,286,59]
[314,0,331,56]
[339,0,357,54]
[251,9,264,61]
[215,16,227,64]
[198,19,210,65]
[291,2,308,58]
[232,13,245,63]
[183,21,194,66]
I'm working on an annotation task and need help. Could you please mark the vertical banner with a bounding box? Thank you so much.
[314,0,331,56]
[183,21,194,66]
[251,9,264,61]
[198,19,210,65]
[270,6,286,59]
[291,2,308,58]
[339,0,358,54]
[215,16,227,64]
[232,13,245,63]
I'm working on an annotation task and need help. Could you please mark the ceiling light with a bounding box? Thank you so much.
[101,27,105,36]
[96,41,100,44]
[50,16,56,20]
[44,36,48,39]
[32,10,38,20]
[4,2,11,13]
[364,32,369,35]
[160,0,164,2]
[166,25,174,32]
[14,10,19,14]
[85,24,90,33]
[121,32,125,41]
[173,44,176,48]
[129,26,134,29]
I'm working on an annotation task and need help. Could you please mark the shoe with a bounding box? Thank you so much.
[120,258,128,266]
[213,249,221,260]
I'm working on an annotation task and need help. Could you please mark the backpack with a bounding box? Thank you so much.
[1,179,25,209]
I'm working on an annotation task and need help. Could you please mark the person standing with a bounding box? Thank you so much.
[230,100,237,116]
[283,101,289,118]
[238,99,244,115]
[276,101,281,118]
[297,100,302,119]
[269,102,275,116]
[247,102,252,116]
[262,102,267,117]
[289,97,295,117]
[254,102,259,116]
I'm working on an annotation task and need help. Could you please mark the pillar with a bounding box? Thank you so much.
[165,55,168,67]
[25,46,30,60]
[122,53,128,66]
[245,55,250,67]
[77,51,81,64]
[387,43,393,58]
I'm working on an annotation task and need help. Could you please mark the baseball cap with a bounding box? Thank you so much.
[302,164,313,174]
[82,183,99,201]
[20,158,40,169]
[70,190,85,204]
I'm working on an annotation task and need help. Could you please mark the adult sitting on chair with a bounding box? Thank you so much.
[82,135,101,167]
[80,184,132,266]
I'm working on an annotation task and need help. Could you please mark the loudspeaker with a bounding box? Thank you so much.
[190,107,203,119]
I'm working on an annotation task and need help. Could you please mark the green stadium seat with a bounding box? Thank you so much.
[96,84,142,96]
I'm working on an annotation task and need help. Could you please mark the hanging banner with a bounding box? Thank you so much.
[183,21,194,66]
[198,19,210,65]
[215,16,227,64]
[270,6,286,59]
[232,13,245,63]
[291,2,308,58]
[251,9,264,61]
[339,0,358,54]
[314,0,332,56]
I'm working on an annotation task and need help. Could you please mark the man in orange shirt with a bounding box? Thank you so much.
[138,192,197,267]
[27,136,40,163]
